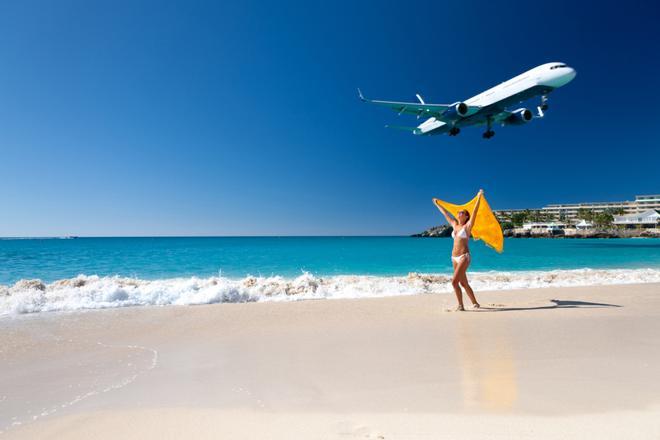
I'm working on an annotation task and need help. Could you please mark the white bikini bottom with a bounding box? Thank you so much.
[451,252,471,264]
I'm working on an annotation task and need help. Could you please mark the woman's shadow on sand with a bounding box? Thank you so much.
[478,299,622,312]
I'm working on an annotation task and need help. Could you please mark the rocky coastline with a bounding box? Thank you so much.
[411,225,454,237]
[412,225,660,238]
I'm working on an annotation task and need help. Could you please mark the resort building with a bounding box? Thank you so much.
[495,194,660,223]
[635,195,660,212]
[612,210,660,228]
[522,222,567,233]
[575,220,594,230]
[540,194,660,219]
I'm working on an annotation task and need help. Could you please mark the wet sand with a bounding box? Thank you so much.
[2,283,660,439]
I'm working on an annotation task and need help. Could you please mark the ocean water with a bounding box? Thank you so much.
[1,237,659,315]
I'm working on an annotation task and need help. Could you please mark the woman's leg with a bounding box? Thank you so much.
[458,257,479,307]
[451,258,468,310]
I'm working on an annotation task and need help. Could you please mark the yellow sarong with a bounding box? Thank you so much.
[433,193,504,253]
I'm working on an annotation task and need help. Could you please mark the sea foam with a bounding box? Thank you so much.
[1,268,659,316]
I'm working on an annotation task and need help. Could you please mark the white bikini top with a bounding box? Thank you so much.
[452,227,468,239]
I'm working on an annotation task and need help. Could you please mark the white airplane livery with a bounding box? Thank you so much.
[359,62,576,138]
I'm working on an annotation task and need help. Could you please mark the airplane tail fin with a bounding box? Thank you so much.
[385,125,422,135]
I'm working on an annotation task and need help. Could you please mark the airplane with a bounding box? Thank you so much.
[358,62,576,138]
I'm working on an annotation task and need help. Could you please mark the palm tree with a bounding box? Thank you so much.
[511,211,527,227]
[577,208,595,222]
[530,210,543,222]
[594,212,614,228]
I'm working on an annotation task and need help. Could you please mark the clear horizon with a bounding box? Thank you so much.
[5,191,657,238]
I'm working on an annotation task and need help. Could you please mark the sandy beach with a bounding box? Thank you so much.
[2,282,660,439]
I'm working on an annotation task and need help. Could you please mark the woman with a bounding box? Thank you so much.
[436,189,483,311]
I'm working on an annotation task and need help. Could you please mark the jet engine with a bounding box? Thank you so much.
[442,102,469,120]
[505,108,533,125]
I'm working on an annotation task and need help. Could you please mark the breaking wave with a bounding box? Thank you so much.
[1,268,660,316]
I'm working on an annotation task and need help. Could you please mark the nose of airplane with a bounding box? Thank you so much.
[565,67,577,83]
[538,65,577,88]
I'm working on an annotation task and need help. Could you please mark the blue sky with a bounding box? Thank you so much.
[1,0,658,236]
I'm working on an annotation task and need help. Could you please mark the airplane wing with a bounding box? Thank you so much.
[492,107,539,125]
[492,110,513,123]
[358,89,480,120]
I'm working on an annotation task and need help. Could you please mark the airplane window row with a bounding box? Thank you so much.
[550,64,568,69]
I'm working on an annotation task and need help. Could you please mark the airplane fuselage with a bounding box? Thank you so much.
[416,62,576,135]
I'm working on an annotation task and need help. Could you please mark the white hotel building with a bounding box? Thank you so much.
[495,194,660,224]
[540,194,660,219]
[613,210,660,227]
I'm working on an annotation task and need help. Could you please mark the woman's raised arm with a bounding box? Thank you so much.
[435,201,457,227]
[467,189,484,231]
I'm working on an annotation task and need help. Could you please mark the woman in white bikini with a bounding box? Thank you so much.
[436,189,483,311]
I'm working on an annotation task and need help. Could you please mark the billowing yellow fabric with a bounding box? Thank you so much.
[433,193,504,253]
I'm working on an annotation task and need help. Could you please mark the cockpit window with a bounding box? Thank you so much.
[550,64,568,70]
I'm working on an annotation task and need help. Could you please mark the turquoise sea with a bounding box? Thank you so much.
[2,237,660,284]
[1,237,659,315]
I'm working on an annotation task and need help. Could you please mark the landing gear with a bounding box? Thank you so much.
[449,126,460,136]
[537,95,549,117]
[482,117,495,139]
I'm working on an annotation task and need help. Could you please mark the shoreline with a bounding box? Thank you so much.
[2,282,660,439]
[2,268,660,316]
